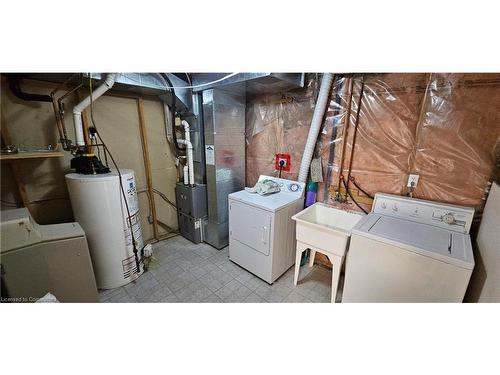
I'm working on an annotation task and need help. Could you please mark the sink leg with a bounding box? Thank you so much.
[330,255,343,303]
[294,242,305,286]
[309,249,316,267]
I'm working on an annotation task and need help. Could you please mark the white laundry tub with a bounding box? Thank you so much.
[292,203,365,257]
[292,203,365,302]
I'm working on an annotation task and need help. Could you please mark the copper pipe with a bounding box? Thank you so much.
[50,93,66,142]
[345,76,365,200]
[337,76,355,193]
[50,74,80,150]
[58,82,84,140]
[57,82,84,106]
[49,73,78,97]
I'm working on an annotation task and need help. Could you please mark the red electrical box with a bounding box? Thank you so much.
[275,153,291,172]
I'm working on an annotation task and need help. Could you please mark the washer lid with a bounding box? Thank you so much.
[353,214,474,270]
[0,208,84,253]
[228,190,302,212]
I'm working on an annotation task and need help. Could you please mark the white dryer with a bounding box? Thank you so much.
[228,176,305,284]
[342,193,475,302]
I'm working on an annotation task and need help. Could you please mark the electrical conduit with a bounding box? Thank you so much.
[73,74,117,146]
[297,73,334,183]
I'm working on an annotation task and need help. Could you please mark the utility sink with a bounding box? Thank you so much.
[292,202,365,257]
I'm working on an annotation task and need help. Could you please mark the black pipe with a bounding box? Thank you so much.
[341,177,368,214]
[345,77,365,200]
[160,73,185,153]
[323,75,343,202]
[349,176,374,200]
[8,77,52,102]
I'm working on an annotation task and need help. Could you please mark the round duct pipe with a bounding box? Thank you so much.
[297,73,334,183]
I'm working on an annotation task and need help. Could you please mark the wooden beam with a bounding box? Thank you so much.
[137,97,159,240]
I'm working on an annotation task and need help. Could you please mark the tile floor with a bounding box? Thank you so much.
[99,235,335,303]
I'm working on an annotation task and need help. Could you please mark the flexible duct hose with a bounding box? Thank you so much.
[298,73,334,183]
[8,76,53,102]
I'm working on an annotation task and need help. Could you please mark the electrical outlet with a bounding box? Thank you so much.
[407,174,420,188]
[275,153,291,172]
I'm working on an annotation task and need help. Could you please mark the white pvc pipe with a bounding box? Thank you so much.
[297,73,334,183]
[178,139,194,186]
[163,103,174,144]
[183,165,189,185]
[179,120,195,186]
[73,74,118,146]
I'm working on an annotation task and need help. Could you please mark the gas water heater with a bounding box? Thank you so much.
[65,169,144,289]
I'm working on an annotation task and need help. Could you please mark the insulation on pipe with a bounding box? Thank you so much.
[297,73,334,183]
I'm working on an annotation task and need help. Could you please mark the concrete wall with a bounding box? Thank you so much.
[1,77,178,241]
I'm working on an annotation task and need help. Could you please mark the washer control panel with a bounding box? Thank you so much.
[257,175,305,198]
[373,193,474,234]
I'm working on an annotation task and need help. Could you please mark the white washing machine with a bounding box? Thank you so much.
[228,176,305,284]
[342,193,475,302]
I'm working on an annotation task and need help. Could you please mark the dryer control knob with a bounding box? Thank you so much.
[442,213,456,225]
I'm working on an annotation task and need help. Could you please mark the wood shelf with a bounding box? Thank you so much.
[0,151,64,161]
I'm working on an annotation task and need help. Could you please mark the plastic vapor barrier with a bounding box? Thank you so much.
[246,73,500,215]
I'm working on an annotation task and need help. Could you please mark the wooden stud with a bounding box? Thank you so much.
[1,109,31,209]
[137,97,159,240]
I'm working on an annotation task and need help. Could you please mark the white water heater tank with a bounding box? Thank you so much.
[66,169,144,289]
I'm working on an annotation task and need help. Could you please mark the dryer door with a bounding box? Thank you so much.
[229,200,272,256]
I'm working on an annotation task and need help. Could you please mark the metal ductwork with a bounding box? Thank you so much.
[191,73,305,95]
[201,87,246,249]
[20,73,192,114]
[190,73,304,249]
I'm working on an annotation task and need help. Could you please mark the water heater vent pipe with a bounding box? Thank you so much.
[73,73,117,146]
[178,120,195,186]
[297,73,334,183]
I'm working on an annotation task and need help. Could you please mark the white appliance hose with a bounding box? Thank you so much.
[297,73,334,183]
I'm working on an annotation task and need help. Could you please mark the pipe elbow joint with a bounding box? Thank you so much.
[177,139,193,150]
[104,73,118,88]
